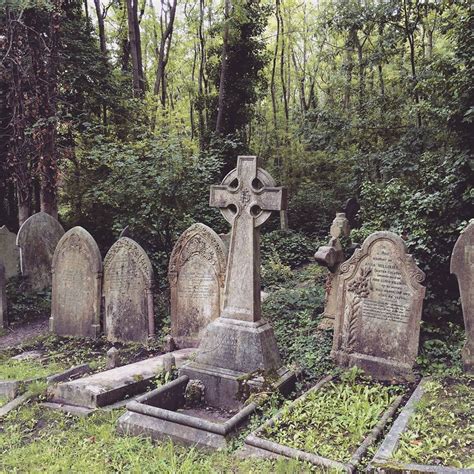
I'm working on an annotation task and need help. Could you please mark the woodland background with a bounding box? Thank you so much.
[0,0,472,328]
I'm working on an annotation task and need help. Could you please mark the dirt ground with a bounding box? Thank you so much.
[0,317,49,351]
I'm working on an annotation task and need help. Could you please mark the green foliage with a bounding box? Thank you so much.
[262,371,403,463]
[0,356,65,381]
[263,280,332,381]
[261,253,293,288]
[6,278,51,325]
[393,378,474,468]
[261,230,317,268]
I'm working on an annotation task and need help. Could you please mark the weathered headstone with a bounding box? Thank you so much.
[332,231,425,382]
[182,156,294,409]
[451,221,474,373]
[103,237,154,343]
[315,212,351,329]
[50,227,102,338]
[16,212,64,291]
[0,226,19,279]
[169,223,227,348]
[0,263,7,329]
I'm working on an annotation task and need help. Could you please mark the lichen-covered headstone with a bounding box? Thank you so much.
[50,227,102,338]
[103,237,154,343]
[0,226,19,279]
[332,231,425,382]
[16,212,64,291]
[451,221,474,373]
[169,223,227,348]
[0,263,7,328]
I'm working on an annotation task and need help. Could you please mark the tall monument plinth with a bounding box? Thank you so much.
[181,156,295,409]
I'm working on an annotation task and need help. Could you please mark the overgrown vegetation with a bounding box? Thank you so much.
[262,368,404,463]
[0,357,65,381]
[393,378,474,468]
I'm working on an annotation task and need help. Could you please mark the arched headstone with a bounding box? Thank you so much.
[169,223,227,348]
[0,226,19,279]
[332,231,425,382]
[16,212,65,291]
[451,221,474,373]
[50,227,102,338]
[103,237,154,343]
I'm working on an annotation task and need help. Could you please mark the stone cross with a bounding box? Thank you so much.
[210,156,287,322]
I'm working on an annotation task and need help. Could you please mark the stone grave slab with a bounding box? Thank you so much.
[0,225,19,279]
[50,227,102,338]
[451,221,474,373]
[49,348,194,409]
[332,231,425,382]
[0,263,6,329]
[16,212,64,291]
[169,223,227,348]
[103,237,154,343]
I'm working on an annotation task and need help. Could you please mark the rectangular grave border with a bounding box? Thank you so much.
[245,374,405,473]
[118,374,258,449]
[369,377,473,473]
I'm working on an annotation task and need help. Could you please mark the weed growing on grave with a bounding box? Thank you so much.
[0,402,312,473]
[393,377,474,468]
[261,368,404,463]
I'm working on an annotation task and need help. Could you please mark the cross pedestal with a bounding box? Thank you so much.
[181,156,295,409]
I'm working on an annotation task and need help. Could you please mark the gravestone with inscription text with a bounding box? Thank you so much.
[332,231,425,382]
[169,223,227,348]
[451,221,474,373]
[103,237,154,343]
[0,226,19,279]
[50,227,102,338]
[16,212,64,291]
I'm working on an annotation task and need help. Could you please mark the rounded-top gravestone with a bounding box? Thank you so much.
[0,225,20,279]
[169,223,227,348]
[50,227,102,338]
[16,212,65,291]
[103,237,154,343]
[332,231,425,382]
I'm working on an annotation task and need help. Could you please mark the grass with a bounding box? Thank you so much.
[0,396,7,407]
[0,357,66,381]
[393,377,474,468]
[0,401,313,473]
[261,369,404,463]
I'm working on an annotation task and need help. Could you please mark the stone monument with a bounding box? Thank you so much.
[103,237,154,343]
[50,227,102,338]
[332,231,425,382]
[0,263,7,329]
[451,221,473,373]
[181,156,294,409]
[315,212,351,329]
[0,226,19,279]
[169,223,227,348]
[16,212,65,291]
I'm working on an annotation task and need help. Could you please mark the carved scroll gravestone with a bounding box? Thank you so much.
[169,223,227,348]
[182,156,294,409]
[103,237,154,343]
[16,212,65,291]
[315,212,351,329]
[332,231,425,382]
[0,226,19,279]
[50,227,102,338]
[0,263,7,329]
[451,221,474,373]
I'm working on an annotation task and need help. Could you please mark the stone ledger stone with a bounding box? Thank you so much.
[181,156,294,409]
[103,237,154,343]
[450,221,474,373]
[332,231,425,382]
[16,212,65,291]
[0,226,19,279]
[50,227,102,338]
[169,223,227,348]
[0,263,7,328]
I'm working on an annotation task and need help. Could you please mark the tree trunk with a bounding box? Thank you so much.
[215,0,231,135]
[270,0,280,132]
[93,0,107,55]
[126,0,145,97]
